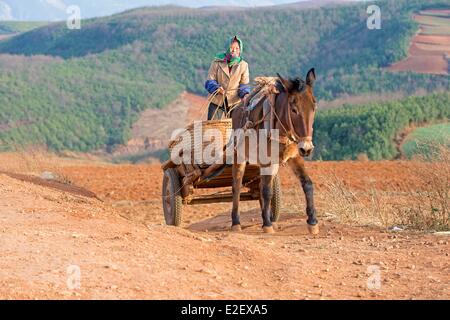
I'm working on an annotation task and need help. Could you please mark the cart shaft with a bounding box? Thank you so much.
[186,192,258,205]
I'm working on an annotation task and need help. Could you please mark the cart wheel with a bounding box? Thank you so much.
[162,168,182,226]
[271,174,281,222]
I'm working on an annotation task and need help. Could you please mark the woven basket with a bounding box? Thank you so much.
[168,119,232,166]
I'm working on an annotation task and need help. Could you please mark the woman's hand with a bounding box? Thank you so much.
[217,87,225,95]
[242,94,250,105]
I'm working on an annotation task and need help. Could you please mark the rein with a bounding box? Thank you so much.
[244,93,299,145]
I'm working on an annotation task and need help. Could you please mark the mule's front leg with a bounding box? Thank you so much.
[231,162,246,231]
[288,156,319,235]
[260,175,275,233]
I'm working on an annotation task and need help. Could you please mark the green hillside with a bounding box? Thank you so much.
[313,93,450,160]
[0,0,448,153]
[0,21,49,35]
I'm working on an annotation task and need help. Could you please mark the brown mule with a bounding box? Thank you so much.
[229,68,319,235]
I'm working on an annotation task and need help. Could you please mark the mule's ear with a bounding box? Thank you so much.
[277,73,291,92]
[306,68,316,87]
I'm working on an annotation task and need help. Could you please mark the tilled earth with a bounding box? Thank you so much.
[0,154,449,299]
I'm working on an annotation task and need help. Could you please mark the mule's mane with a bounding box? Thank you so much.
[275,77,306,94]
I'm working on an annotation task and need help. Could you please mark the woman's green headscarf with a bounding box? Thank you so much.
[214,35,243,68]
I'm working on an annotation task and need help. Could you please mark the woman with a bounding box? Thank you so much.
[204,35,251,120]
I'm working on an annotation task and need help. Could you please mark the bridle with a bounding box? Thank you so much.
[249,91,312,145]
[271,94,300,144]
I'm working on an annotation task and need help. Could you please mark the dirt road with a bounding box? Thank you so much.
[0,155,448,300]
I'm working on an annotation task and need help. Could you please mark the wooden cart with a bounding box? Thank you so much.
[161,162,281,226]
[161,97,282,227]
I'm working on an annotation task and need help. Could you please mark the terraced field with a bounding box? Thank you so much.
[389,9,450,75]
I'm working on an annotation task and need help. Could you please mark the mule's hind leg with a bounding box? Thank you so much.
[231,162,246,231]
[260,174,275,233]
[288,156,319,235]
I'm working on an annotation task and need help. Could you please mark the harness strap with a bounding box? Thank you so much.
[237,79,306,149]
[267,95,298,144]
[241,94,297,146]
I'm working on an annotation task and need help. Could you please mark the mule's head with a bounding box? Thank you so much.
[276,68,317,157]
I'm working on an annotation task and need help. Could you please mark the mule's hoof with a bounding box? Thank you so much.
[307,224,319,235]
[263,226,275,234]
[231,225,242,232]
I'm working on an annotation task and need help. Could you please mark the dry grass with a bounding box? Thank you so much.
[321,146,449,231]
[320,175,370,225]
[398,145,449,231]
